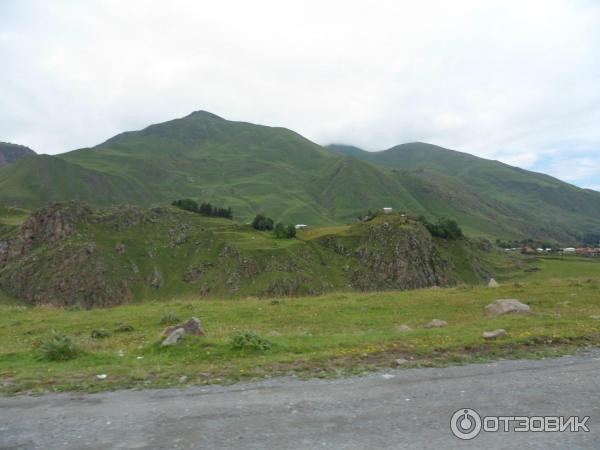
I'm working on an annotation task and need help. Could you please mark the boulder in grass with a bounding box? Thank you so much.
[485,299,530,316]
[488,278,500,288]
[161,328,185,346]
[162,317,205,337]
[424,319,447,329]
[397,324,413,332]
[482,329,507,340]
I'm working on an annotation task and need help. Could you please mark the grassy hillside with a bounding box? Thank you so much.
[0,112,599,243]
[1,259,599,393]
[329,143,600,242]
[0,202,502,308]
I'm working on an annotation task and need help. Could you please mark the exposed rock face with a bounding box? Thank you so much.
[0,202,130,307]
[0,201,91,265]
[350,222,450,291]
[488,278,499,288]
[485,299,531,316]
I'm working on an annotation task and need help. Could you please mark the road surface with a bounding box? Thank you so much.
[1,351,599,449]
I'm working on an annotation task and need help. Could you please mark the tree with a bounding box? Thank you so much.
[252,214,274,231]
[418,216,463,240]
[285,224,296,238]
[273,222,287,238]
[172,199,198,213]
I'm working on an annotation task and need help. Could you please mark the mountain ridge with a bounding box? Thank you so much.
[1,111,599,243]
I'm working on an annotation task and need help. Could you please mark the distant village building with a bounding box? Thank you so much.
[563,247,576,253]
[383,207,393,214]
[295,224,308,230]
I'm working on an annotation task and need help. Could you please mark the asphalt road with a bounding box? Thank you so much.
[1,351,599,450]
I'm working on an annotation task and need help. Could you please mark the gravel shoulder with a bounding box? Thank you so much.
[1,351,599,450]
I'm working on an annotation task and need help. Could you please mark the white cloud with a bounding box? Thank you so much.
[1,0,599,187]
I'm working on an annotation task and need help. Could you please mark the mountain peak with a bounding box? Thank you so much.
[184,110,224,121]
[0,141,36,168]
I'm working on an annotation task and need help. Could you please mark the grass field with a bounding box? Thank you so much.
[1,255,599,395]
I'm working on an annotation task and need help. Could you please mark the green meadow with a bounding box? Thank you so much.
[1,255,599,395]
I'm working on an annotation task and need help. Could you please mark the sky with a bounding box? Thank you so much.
[1,0,599,191]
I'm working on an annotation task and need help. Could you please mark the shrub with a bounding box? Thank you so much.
[91,329,110,339]
[286,225,296,238]
[273,222,287,238]
[159,313,181,325]
[230,331,272,351]
[39,331,80,361]
[418,216,463,240]
[252,214,274,231]
[114,323,134,332]
[273,222,296,239]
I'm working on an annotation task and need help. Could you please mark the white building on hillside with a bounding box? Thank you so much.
[383,207,393,214]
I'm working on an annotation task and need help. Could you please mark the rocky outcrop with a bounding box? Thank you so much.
[0,201,92,265]
[349,221,450,291]
[0,204,492,308]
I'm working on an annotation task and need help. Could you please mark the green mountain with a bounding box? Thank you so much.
[328,143,600,243]
[0,142,36,167]
[0,112,599,243]
[0,111,423,225]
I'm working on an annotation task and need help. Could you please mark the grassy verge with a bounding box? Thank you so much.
[1,270,599,394]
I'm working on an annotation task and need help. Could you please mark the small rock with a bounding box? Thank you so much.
[199,283,211,297]
[136,356,144,360]
[397,324,413,332]
[424,319,447,329]
[381,373,395,379]
[115,243,126,254]
[482,329,507,340]
[590,315,600,320]
[161,328,184,346]
[267,331,282,337]
[179,376,188,383]
[485,299,531,316]
[163,317,205,337]
[488,278,500,288]
[395,358,409,366]
[96,374,107,380]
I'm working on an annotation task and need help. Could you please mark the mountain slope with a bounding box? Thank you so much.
[329,142,600,242]
[0,142,36,167]
[0,113,599,243]
[0,111,428,225]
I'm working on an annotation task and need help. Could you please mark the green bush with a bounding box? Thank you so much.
[252,214,274,231]
[91,329,110,339]
[159,313,181,325]
[230,331,272,351]
[38,331,80,361]
[273,222,296,239]
[418,216,463,240]
[114,323,134,332]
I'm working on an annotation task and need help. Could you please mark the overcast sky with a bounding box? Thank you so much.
[1,0,599,190]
